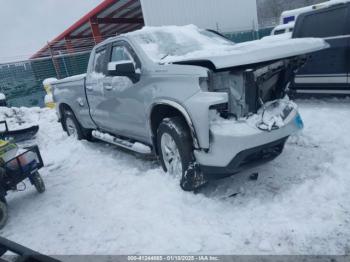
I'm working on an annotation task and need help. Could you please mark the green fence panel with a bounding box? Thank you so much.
[224,27,274,43]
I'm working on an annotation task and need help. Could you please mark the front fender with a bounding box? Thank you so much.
[149,99,200,149]
[184,92,228,149]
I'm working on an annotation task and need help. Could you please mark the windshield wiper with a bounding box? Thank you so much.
[160,54,169,60]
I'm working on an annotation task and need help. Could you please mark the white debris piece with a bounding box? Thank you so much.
[132,142,151,154]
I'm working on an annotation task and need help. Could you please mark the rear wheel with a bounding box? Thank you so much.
[31,172,45,194]
[0,200,8,229]
[157,117,206,191]
[63,110,91,140]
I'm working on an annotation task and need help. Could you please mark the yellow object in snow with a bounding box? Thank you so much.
[43,78,57,109]
[0,140,18,163]
[44,97,55,109]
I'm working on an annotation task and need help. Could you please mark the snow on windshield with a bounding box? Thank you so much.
[129,25,234,62]
[128,25,327,66]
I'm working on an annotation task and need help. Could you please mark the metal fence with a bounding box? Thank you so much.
[225,27,273,43]
[0,27,274,108]
[0,51,92,107]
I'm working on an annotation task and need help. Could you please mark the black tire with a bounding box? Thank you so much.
[157,117,206,191]
[287,88,297,100]
[0,200,8,229]
[31,172,45,194]
[63,110,91,141]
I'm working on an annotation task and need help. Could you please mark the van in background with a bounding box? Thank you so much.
[291,1,350,95]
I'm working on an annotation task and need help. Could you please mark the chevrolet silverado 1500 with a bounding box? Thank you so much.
[52,25,327,191]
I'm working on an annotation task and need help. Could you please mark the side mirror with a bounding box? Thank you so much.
[108,61,136,77]
[107,61,140,83]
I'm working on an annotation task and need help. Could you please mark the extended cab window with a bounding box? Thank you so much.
[92,48,107,73]
[298,7,348,38]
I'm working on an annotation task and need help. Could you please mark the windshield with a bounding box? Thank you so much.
[129,25,234,62]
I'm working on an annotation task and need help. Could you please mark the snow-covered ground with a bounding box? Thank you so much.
[0,98,350,255]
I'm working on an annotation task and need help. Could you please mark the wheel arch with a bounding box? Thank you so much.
[149,100,199,154]
[58,103,73,117]
[58,103,76,131]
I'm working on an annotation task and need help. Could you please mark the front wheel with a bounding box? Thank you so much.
[31,172,45,194]
[0,200,8,229]
[157,117,206,191]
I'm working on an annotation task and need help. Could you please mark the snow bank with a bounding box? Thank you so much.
[0,107,42,130]
[1,99,350,254]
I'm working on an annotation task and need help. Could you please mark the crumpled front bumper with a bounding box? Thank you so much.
[194,109,303,178]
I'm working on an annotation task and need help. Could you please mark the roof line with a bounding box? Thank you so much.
[30,0,118,59]
[51,0,118,42]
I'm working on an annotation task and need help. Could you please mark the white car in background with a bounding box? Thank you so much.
[271,22,295,36]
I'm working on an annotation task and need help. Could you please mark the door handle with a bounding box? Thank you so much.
[104,84,113,90]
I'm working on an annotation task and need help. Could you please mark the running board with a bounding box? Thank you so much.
[92,130,152,155]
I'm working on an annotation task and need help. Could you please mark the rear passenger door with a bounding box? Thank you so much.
[293,5,350,91]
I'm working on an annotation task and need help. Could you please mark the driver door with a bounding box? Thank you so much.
[103,41,147,140]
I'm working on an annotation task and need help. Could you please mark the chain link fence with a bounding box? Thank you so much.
[0,51,92,107]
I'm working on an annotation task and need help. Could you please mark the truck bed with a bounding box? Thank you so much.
[52,73,94,129]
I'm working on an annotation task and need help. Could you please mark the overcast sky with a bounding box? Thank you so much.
[0,0,104,63]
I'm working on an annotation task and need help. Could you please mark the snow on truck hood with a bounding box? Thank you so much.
[192,37,328,69]
[129,25,328,69]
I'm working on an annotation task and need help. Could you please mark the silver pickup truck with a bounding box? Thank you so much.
[52,25,327,191]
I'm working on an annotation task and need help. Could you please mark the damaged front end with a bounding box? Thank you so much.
[199,56,307,120]
[187,57,307,177]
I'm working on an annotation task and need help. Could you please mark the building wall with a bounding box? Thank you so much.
[140,0,258,33]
